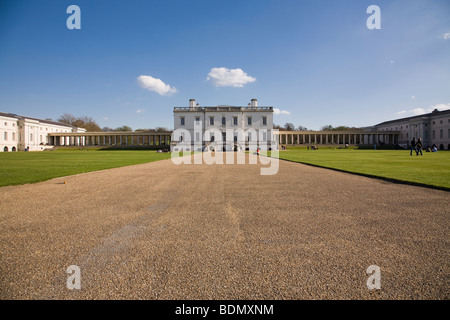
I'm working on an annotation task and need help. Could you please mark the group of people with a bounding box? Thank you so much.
[409,137,423,156]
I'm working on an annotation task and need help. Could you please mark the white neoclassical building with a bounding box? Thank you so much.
[172,99,277,152]
[0,112,86,152]
[374,109,450,149]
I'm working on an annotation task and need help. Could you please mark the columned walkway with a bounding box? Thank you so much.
[276,130,400,146]
[48,132,172,147]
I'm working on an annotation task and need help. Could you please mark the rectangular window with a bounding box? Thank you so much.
[432,130,435,139]
[195,117,200,123]
[262,117,267,126]
[180,117,185,126]
[210,117,214,125]
[12,132,15,141]
[40,135,43,143]
[233,117,238,126]
[247,117,252,126]
[440,129,443,139]
[30,134,33,142]
[222,117,226,125]
[4,132,7,141]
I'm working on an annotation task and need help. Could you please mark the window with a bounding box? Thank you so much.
[247,117,252,126]
[30,134,33,141]
[4,122,7,126]
[195,117,200,123]
[440,120,443,124]
[4,132,7,141]
[40,135,43,143]
[406,133,409,139]
[180,117,185,126]
[210,117,214,125]
[263,117,267,126]
[440,129,443,139]
[12,132,15,141]
[12,123,15,127]
[432,130,435,139]
[233,117,238,126]
[222,117,226,126]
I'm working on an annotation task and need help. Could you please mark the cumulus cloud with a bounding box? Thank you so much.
[273,108,291,115]
[137,75,177,96]
[207,67,256,87]
[396,103,450,116]
[443,32,450,40]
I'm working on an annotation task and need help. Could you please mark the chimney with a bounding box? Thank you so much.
[189,99,196,109]
[251,99,258,108]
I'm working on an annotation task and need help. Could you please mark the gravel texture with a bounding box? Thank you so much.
[0,154,448,299]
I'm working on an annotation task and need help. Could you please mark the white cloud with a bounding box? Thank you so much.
[137,75,177,96]
[443,32,450,40]
[207,67,256,87]
[390,60,395,64]
[396,103,450,116]
[411,96,415,99]
[273,108,291,115]
[102,117,109,121]
[136,109,145,114]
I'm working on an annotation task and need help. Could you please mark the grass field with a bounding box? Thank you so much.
[276,147,450,190]
[1,148,449,190]
[0,149,171,187]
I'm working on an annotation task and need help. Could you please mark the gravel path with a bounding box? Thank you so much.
[0,154,448,299]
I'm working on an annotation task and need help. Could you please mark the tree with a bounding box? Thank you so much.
[102,127,114,132]
[321,125,334,131]
[297,125,308,131]
[284,123,295,131]
[114,125,133,132]
[58,113,77,125]
[58,114,102,131]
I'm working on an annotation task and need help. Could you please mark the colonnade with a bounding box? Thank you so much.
[276,131,400,146]
[48,133,172,147]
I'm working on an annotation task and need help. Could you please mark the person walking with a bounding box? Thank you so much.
[416,138,423,156]
[410,137,416,156]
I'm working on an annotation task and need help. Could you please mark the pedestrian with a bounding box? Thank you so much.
[410,137,416,156]
[416,138,423,156]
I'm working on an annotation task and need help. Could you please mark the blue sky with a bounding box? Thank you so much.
[0,0,449,130]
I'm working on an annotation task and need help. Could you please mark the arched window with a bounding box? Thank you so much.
[12,147,16,151]
[3,146,8,152]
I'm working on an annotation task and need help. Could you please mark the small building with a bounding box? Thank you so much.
[172,99,276,152]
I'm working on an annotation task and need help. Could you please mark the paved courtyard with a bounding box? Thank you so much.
[0,154,448,299]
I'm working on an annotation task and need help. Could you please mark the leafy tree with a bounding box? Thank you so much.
[284,123,295,131]
[321,125,334,131]
[114,125,133,132]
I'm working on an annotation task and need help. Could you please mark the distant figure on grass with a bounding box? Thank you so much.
[416,138,423,156]
[410,137,416,156]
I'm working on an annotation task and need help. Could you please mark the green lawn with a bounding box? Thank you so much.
[0,149,172,187]
[275,147,450,190]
